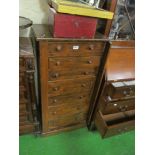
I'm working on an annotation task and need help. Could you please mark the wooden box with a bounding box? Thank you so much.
[48,8,97,39]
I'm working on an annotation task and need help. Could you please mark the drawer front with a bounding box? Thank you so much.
[95,110,135,138]
[48,112,86,130]
[48,92,90,106]
[48,68,98,81]
[99,98,135,115]
[107,81,135,99]
[48,77,95,97]
[48,56,101,71]
[48,102,89,119]
[19,124,34,135]
[47,42,104,57]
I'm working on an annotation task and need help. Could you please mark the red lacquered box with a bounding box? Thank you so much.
[48,8,97,38]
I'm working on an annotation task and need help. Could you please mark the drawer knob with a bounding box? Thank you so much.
[113,103,118,107]
[118,106,126,112]
[123,90,127,95]
[52,111,57,115]
[79,96,83,99]
[89,45,94,50]
[53,73,59,78]
[56,45,62,51]
[56,61,60,66]
[84,71,89,75]
[53,99,57,103]
[53,87,58,91]
[87,60,92,64]
[81,84,86,87]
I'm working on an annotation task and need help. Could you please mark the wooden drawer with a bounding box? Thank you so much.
[48,56,101,71]
[99,97,135,115]
[19,124,34,135]
[106,81,135,100]
[48,68,98,81]
[48,102,89,119]
[48,92,90,106]
[47,42,104,57]
[48,77,95,97]
[95,110,135,138]
[48,112,86,131]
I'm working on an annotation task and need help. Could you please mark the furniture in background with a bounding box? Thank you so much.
[87,41,135,138]
[19,38,39,134]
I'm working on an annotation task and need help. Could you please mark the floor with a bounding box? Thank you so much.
[19,127,135,155]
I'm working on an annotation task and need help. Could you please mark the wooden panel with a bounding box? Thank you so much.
[48,42,104,57]
[48,102,89,119]
[40,41,49,133]
[19,124,34,135]
[48,56,101,71]
[48,77,95,97]
[106,47,135,81]
[48,112,86,130]
[48,92,90,106]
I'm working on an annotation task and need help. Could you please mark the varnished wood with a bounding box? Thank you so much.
[19,37,36,135]
[103,0,118,37]
[106,45,135,82]
[33,24,110,135]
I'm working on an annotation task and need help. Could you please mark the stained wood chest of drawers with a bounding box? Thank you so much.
[32,24,110,135]
[87,41,135,138]
[19,37,39,135]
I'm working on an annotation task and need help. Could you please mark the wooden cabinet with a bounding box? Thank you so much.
[19,38,39,135]
[32,24,110,135]
[87,41,135,138]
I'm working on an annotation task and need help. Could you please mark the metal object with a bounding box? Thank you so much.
[19,16,33,29]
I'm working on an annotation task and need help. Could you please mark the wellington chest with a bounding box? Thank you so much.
[19,37,39,135]
[32,24,110,135]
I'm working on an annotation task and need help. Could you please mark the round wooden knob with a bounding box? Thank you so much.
[56,45,62,51]
[123,90,127,95]
[53,87,58,91]
[89,45,94,50]
[87,60,92,64]
[81,84,86,87]
[53,99,57,103]
[53,73,59,78]
[56,61,60,66]
[52,111,57,115]
[79,96,83,99]
[84,71,89,75]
